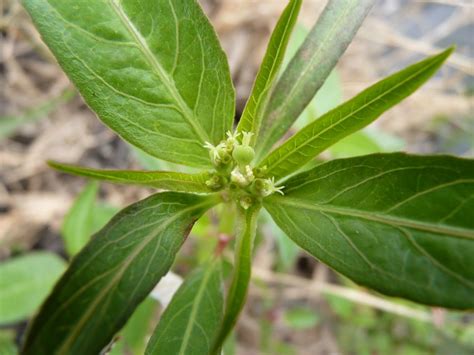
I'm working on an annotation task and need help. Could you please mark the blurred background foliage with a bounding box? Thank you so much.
[1,0,473,354]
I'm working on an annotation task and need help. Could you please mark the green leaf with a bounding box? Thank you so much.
[131,145,198,173]
[22,192,218,354]
[281,24,343,129]
[264,153,474,309]
[91,203,120,233]
[283,306,320,330]
[256,0,375,158]
[328,131,383,158]
[259,48,454,180]
[23,0,235,168]
[61,181,99,256]
[261,210,299,271]
[236,0,302,143]
[146,259,223,355]
[0,330,18,355]
[0,252,66,324]
[328,128,405,159]
[122,297,158,354]
[328,126,405,160]
[49,161,214,193]
[212,205,261,353]
[62,182,119,257]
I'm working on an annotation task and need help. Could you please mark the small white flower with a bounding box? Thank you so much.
[231,167,249,187]
[259,177,284,196]
[203,141,225,160]
[268,177,285,195]
[226,130,241,143]
[245,165,255,182]
[241,131,254,146]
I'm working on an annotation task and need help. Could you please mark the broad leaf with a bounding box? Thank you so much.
[256,0,375,158]
[0,252,66,324]
[49,161,214,193]
[236,0,302,143]
[23,0,235,168]
[259,48,453,180]
[61,181,99,256]
[264,153,474,309]
[22,192,218,354]
[212,205,261,352]
[146,259,223,355]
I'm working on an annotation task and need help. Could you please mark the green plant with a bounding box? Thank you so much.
[21,0,473,354]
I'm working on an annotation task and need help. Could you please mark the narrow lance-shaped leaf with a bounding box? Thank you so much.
[22,192,218,355]
[260,48,453,180]
[146,259,224,355]
[212,205,261,353]
[236,0,302,144]
[23,0,235,168]
[49,161,215,193]
[61,181,99,256]
[256,0,375,158]
[264,153,474,309]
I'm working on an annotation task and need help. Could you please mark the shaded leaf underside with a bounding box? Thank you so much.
[22,192,217,354]
[256,0,375,158]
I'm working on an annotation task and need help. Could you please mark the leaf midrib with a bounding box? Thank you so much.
[277,1,355,114]
[275,197,474,240]
[258,0,355,154]
[54,199,215,353]
[263,54,445,177]
[108,0,210,144]
[239,0,301,136]
[51,163,209,189]
[177,264,215,355]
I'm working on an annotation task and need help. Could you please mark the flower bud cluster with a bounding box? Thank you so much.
[204,131,284,209]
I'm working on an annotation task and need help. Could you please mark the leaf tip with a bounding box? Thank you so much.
[439,45,456,61]
[47,160,61,170]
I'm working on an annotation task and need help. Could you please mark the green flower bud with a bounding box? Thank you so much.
[205,174,226,191]
[253,166,268,178]
[252,177,284,197]
[232,145,255,166]
[239,195,254,210]
[231,167,249,187]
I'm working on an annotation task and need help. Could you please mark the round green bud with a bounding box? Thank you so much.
[253,166,267,178]
[232,145,255,166]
